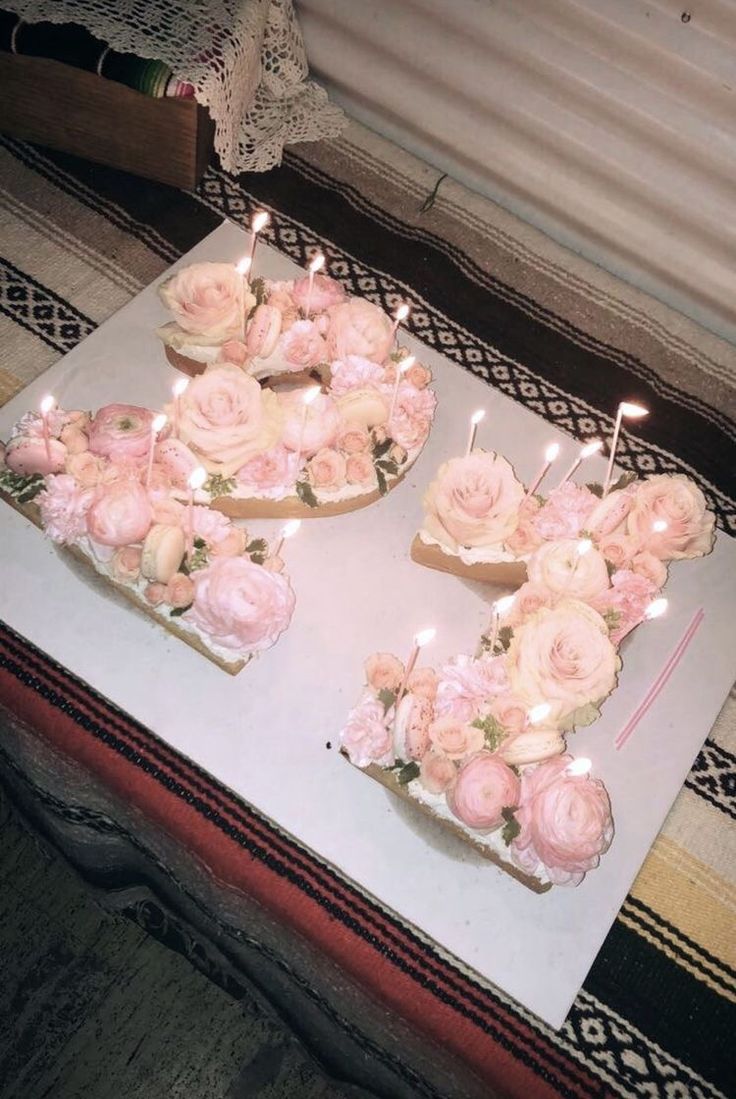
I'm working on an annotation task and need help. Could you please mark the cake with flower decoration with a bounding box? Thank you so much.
[0,402,295,674]
[342,472,715,890]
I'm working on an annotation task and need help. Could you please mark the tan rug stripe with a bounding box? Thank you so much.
[651,836,736,910]
[0,318,55,402]
[660,789,736,883]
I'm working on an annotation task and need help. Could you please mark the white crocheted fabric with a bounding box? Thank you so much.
[3,0,346,172]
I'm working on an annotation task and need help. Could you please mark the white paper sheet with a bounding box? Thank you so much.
[2,222,734,1029]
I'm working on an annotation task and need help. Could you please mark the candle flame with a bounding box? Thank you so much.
[495,594,515,617]
[566,757,592,776]
[580,439,603,458]
[40,394,55,415]
[414,627,436,648]
[544,442,561,462]
[309,253,325,274]
[282,519,301,540]
[471,409,486,426]
[173,377,189,398]
[251,211,269,233]
[576,538,593,557]
[528,702,552,725]
[620,401,648,419]
[395,303,410,322]
[644,597,668,620]
[152,413,167,434]
[303,386,320,406]
[652,519,668,533]
[188,466,208,491]
[236,256,252,276]
[399,354,416,375]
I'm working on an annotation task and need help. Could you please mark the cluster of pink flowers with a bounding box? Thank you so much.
[2,402,295,658]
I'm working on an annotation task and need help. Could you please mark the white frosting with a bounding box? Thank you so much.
[417,527,526,565]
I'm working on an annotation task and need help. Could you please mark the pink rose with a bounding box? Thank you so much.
[511,755,613,885]
[631,551,668,588]
[420,752,457,795]
[326,298,394,363]
[330,356,385,397]
[159,262,243,339]
[88,404,155,464]
[336,426,371,454]
[191,505,234,546]
[504,519,544,557]
[364,652,404,693]
[527,539,610,603]
[280,391,340,457]
[435,655,509,722]
[5,435,66,476]
[151,497,186,527]
[428,716,485,761]
[489,694,529,735]
[154,438,200,490]
[280,320,327,370]
[59,425,89,454]
[237,445,295,492]
[307,448,347,490]
[86,480,153,547]
[591,569,657,645]
[211,528,248,557]
[505,582,555,628]
[345,453,377,487]
[171,367,282,477]
[65,450,107,488]
[506,602,618,720]
[166,572,195,609]
[448,753,520,832]
[341,694,394,768]
[533,482,597,541]
[598,532,639,570]
[587,487,635,540]
[37,474,95,544]
[627,475,715,560]
[189,556,295,652]
[422,452,525,552]
[405,362,432,389]
[111,545,142,582]
[217,339,249,366]
[394,695,434,761]
[291,273,346,314]
[407,666,438,701]
[144,582,167,606]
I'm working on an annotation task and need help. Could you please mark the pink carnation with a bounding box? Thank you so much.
[533,482,597,541]
[591,568,657,644]
[435,655,509,722]
[341,694,394,768]
[37,474,95,544]
[280,320,327,370]
[237,445,295,492]
[191,505,235,546]
[330,356,385,397]
[189,556,295,652]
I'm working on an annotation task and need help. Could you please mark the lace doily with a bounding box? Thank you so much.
[3,0,346,172]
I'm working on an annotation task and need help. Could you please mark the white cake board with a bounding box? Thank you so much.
[1,222,734,1030]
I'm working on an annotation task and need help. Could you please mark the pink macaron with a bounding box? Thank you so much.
[154,438,200,489]
[5,434,66,476]
[245,304,282,359]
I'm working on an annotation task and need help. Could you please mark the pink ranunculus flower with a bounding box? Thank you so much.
[37,474,95,544]
[5,435,66,476]
[511,755,614,885]
[217,339,249,366]
[170,367,282,477]
[341,694,394,768]
[86,480,153,547]
[435,655,509,723]
[489,694,529,736]
[110,545,142,582]
[627,475,715,560]
[591,568,657,645]
[88,404,154,464]
[428,716,485,761]
[236,445,295,492]
[280,320,327,370]
[189,556,295,652]
[345,452,377,487]
[159,262,244,339]
[291,273,346,315]
[505,582,555,628]
[631,551,668,589]
[506,601,618,720]
[533,482,597,541]
[527,539,610,603]
[336,425,371,454]
[326,298,394,363]
[307,448,347,491]
[65,450,107,488]
[448,752,520,832]
[587,487,636,540]
[422,452,525,552]
[419,752,457,795]
[330,356,385,397]
[364,652,405,693]
[280,391,340,457]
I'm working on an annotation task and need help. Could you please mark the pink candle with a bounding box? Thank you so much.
[248,211,270,272]
[186,466,207,557]
[390,303,410,345]
[273,519,301,558]
[235,256,252,340]
[172,377,188,437]
[525,442,560,498]
[146,413,167,488]
[39,394,55,463]
[395,627,436,711]
[465,409,485,456]
[557,439,603,488]
[603,402,647,496]
[388,354,415,421]
[305,253,325,317]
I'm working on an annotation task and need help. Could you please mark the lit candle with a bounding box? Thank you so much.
[390,303,410,344]
[39,394,55,463]
[488,594,515,653]
[235,256,252,340]
[146,413,167,488]
[603,401,648,496]
[565,757,592,776]
[652,519,668,533]
[273,518,301,558]
[644,597,668,620]
[527,702,552,726]
[525,441,560,498]
[305,253,325,317]
[186,466,208,557]
[172,377,188,437]
[557,439,603,488]
[466,409,486,456]
[248,210,270,271]
[565,538,592,592]
[296,386,321,474]
[388,354,415,421]
[395,627,436,711]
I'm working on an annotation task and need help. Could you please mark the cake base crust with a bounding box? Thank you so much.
[211,474,408,520]
[410,534,528,586]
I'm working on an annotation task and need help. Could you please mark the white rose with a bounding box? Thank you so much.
[422,451,525,552]
[159,262,245,340]
[626,475,715,560]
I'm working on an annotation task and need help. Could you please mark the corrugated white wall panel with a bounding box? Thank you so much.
[297,0,736,343]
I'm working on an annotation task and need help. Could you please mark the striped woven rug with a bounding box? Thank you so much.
[0,122,734,1099]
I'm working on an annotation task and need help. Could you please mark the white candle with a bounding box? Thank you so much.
[603,401,648,496]
[273,518,301,558]
[565,757,592,776]
[305,253,325,317]
[296,386,321,474]
[488,594,515,652]
[146,413,167,488]
[557,439,603,488]
[465,409,486,456]
[39,394,55,463]
[388,354,415,421]
[172,377,188,437]
[644,597,668,620]
[186,466,208,556]
[235,256,252,340]
[390,303,410,344]
[248,210,270,271]
[395,627,436,710]
[525,441,560,498]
